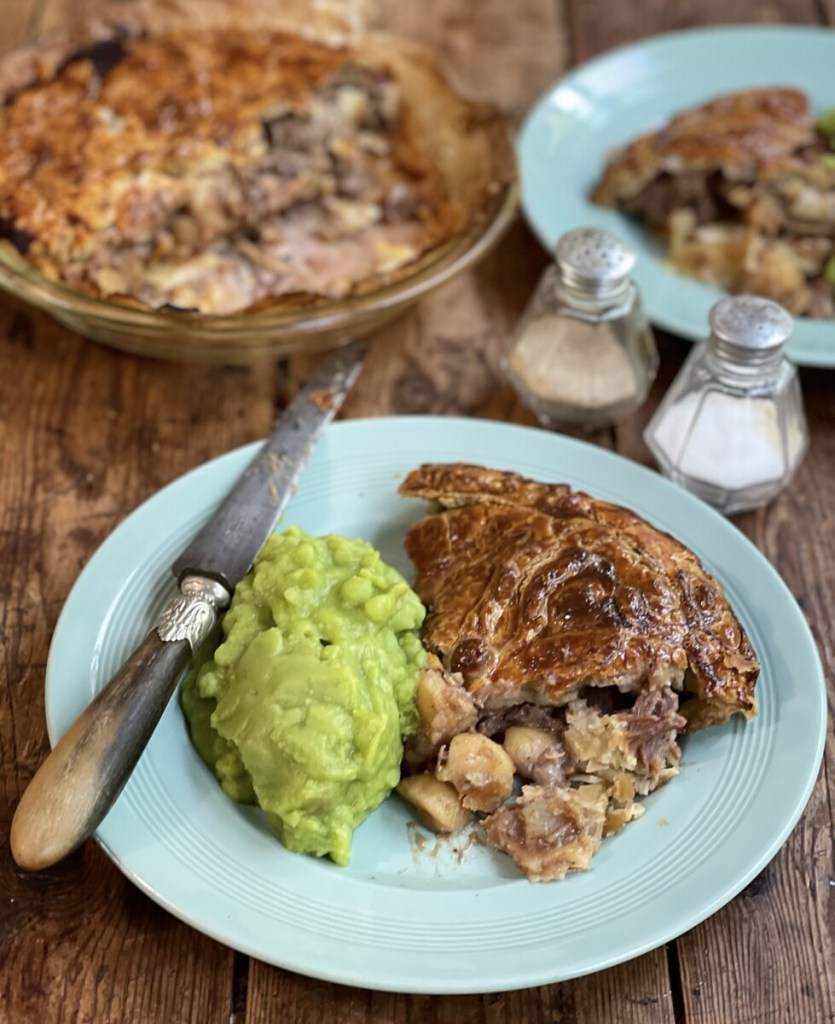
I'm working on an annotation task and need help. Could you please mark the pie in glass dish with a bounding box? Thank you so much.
[0,0,515,352]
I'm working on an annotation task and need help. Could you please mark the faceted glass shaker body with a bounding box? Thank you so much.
[503,264,658,431]
[644,342,809,515]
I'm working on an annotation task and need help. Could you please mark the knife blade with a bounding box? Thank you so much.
[10,340,365,872]
[173,340,365,592]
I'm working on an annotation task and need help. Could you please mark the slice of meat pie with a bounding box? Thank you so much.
[592,87,835,318]
[397,463,758,882]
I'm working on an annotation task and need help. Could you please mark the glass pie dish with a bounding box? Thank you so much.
[0,184,517,363]
[0,1,518,363]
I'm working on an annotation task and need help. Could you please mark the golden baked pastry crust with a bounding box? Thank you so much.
[401,462,758,728]
[592,87,816,206]
[0,14,514,315]
[592,87,835,318]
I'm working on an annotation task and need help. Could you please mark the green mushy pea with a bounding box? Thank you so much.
[180,526,426,866]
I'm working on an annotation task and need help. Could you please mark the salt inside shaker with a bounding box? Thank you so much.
[644,295,808,515]
[502,227,658,430]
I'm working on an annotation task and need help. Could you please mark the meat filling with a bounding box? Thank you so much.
[482,784,608,883]
[399,671,689,880]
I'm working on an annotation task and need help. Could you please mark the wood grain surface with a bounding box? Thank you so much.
[1,0,833,1022]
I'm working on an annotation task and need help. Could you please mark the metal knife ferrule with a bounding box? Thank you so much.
[156,576,231,651]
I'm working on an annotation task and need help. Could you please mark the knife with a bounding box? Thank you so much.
[10,340,366,872]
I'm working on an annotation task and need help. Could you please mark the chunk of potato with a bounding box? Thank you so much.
[397,773,471,833]
[406,662,479,768]
[416,665,478,744]
[436,732,515,812]
[502,726,567,785]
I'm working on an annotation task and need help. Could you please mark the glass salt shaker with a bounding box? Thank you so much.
[644,295,809,515]
[502,227,658,430]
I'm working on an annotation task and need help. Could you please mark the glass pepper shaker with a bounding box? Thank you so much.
[644,295,809,515]
[502,227,658,430]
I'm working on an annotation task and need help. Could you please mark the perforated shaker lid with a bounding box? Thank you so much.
[554,227,636,295]
[708,296,794,363]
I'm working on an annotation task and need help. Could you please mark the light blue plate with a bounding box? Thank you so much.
[45,417,825,993]
[518,25,835,366]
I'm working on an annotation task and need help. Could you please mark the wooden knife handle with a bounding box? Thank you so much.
[10,630,193,872]
[10,574,229,872]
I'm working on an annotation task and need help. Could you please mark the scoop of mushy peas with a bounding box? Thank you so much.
[180,526,426,865]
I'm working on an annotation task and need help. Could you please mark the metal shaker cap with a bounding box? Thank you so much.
[554,227,636,296]
[708,295,794,363]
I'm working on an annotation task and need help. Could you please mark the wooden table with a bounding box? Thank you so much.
[2,1,833,1021]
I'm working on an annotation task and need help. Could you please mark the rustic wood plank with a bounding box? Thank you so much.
[586,2,835,1022]
[669,370,835,1024]
[0,298,271,1022]
[0,4,275,1017]
[245,954,677,1024]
